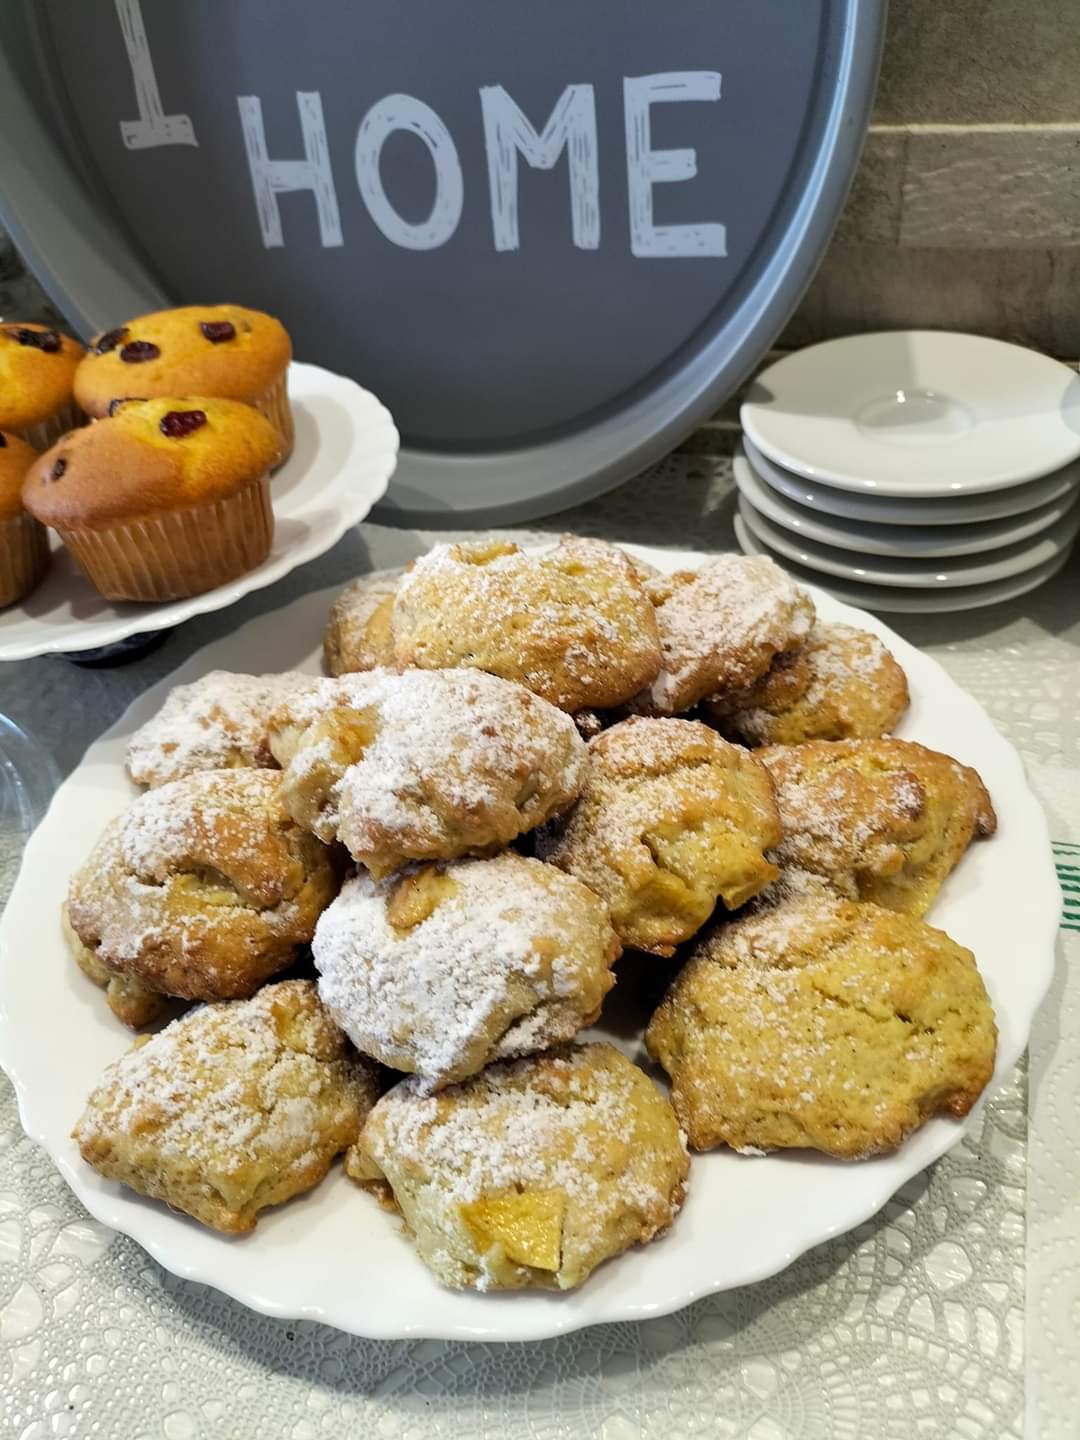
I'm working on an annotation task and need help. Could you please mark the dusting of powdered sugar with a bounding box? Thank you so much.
[364,1045,686,1258]
[74,981,366,1180]
[392,538,659,709]
[645,555,814,712]
[72,770,314,970]
[118,769,281,880]
[763,745,925,869]
[280,667,586,856]
[127,671,319,786]
[313,855,613,1086]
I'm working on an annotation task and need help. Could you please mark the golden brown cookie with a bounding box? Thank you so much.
[760,738,997,916]
[67,769,339,1013]
[313,854,619,1088]
[73,980,377,1233]
[640,555,815,715]
[63,902,170,1029]
[126,670,319,787]
[269,668,586,878]
[75,304,293,458]
[349,1042,688,1290]
[707,624,909,745]
[538,716,781,955]
[390,537,662,711]
[0,323,84,449]
[322,568,402,676]
[646,879,997,1158]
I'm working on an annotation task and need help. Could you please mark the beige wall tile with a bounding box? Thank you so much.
[899,128,1080,248]
[784,245,1080,357]
[833,131,908,245]
[874,0,1080,124]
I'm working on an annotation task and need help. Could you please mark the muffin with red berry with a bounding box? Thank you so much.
[0,323,85,450]
[0,430,50,606]
[23,397,280,602]
[74,305,293,461]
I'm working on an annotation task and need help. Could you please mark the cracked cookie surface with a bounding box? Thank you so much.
[67,769,339,1012]
[538,716,781,954]
[350,1042,688,1290]
[645,878,997,1158]
[74,980,377,1232]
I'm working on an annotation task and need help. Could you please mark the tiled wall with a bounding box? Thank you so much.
[785,0,1080,358]
[4,0,1076,368]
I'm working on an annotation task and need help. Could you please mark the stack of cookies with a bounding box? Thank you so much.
[67,537,999,1295]
[0,305,292,609]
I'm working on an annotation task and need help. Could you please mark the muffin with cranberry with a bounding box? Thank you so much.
[23,397,280,602]
[0,431,50,605]
[75,305,293,460]
[0,323,85,450]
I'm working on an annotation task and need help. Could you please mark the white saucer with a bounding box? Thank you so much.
[737,496,1080,588]
[734,446,1079,558]
[740,435,1080,527]
[734,513,1073,613]
[741,332,1080,496]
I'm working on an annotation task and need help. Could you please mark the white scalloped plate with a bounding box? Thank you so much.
[0,363,399,661]
[0,544,1060,1342]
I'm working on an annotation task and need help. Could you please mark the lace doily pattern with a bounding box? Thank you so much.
[1,452,1075,1437]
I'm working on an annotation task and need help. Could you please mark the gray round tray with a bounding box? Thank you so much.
[0,1,885,524]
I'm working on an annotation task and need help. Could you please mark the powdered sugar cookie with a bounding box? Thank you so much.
[391,537,661,711]
[314,854,619,1089]
[67,769,339,1012]
[269,668,586,878]
[350,1042,688,1290]
[74,980,377,1233]
[323,567,402,676]
[760,737,996,916]
[538,716,781,954]
[641,555,814,715]
[646,878,997,1158]
[707,624,909,746]
[126,669,319,787]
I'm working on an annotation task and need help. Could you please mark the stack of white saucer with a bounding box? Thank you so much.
[736,331,1080,612]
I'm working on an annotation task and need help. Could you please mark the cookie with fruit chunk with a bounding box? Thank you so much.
[67,769,339,1015]
[639,554,814,715]
[74,980,377,1233]
[126,670,319,787]
[538,716,781,955]
[267,668,586,879]
[348,1042,688,1290]
[322,568,402,676]
[390,537,661,712]
[707,624,909,746]
[313,853,619,1089]
[760,737,996,916]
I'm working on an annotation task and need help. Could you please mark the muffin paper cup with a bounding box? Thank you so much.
[55,474,274,603]
[253,373,294,466]
[0,512,51,607]
[16,400,86,452]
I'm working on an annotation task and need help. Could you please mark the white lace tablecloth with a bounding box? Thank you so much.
[1,455,1076,1440]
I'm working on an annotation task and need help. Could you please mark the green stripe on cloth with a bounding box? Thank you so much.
[1054,843,1080,928]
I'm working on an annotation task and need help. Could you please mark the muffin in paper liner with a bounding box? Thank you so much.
[16,398,86,452]
[0,510,50,606]
[252,372,294,465]
[0,323,85,445]
[54,474,273,603]
[74,305,292,462]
